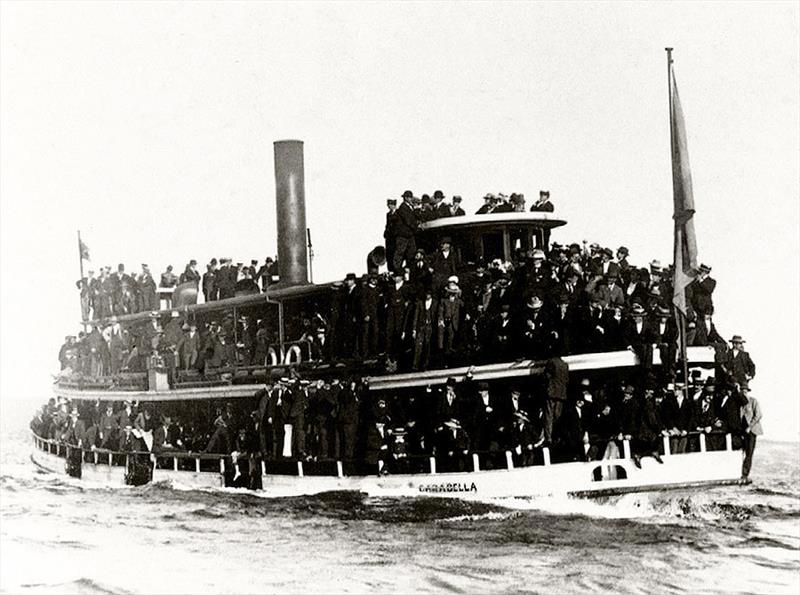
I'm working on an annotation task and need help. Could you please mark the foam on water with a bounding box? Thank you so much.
[2,398,799,594]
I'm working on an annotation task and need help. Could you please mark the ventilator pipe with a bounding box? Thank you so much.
[273,140,309,286]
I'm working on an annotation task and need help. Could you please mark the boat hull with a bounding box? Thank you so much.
[31,441,743,500]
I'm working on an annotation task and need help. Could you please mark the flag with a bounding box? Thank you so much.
[670,65,698,316]
[78,237,90,261]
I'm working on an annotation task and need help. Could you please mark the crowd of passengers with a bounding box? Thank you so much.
[33,359,762,482]
[62,190,727,378]
[75,258,280,320]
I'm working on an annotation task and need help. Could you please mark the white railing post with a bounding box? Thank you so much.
[336,460,344,478]
[219,458,225,474]
[662,435,671,456]
[429,457,437,475]
[622,439,632,459]
[377,460,384,474]
[108,452,112,465]
[725,433,733,451]
[699,433,707,453]
[472,453,480,472]
[296,461,304,477]
[195,458,200,473]
[505,450,514,470]
[261,460,267,476]
[94,451,98,465]
[173,457,178,472]
[542,447,551,466]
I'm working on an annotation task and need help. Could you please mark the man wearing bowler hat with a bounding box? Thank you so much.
[430,236,459,294]
[449,195,465,217]
[392,190,418,271]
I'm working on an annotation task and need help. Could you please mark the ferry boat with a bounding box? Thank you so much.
[31,54,748,500]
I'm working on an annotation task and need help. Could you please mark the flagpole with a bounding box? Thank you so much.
[77,230,87,329]
[666,48,689,394]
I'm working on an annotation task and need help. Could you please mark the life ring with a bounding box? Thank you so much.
[267,347,279,367]
[283,344,302,365]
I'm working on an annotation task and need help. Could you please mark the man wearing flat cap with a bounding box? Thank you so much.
[392,190,419,271]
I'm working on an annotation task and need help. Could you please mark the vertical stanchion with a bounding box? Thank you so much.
[699,433,707,453]
[725,433,733,451]
[623,440,632,459]
[505,451,514,470]
[662,435,672,456]
[472,453,480,472]
[542,447,551,466]
[429,457,437,475]
[336,460,344,478]
[296,461,304,477]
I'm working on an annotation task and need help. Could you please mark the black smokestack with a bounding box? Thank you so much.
[273,140,309,286]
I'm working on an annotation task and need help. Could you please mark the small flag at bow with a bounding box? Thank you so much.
[79,238,90,261]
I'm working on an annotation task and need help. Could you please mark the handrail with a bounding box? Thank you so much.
[32,430,738,479]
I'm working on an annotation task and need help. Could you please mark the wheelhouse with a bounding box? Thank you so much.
[418,212,567,263]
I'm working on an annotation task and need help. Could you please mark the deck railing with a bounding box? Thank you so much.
[32,429,739,483]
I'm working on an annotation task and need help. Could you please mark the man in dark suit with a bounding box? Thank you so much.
[475,194,495,215]
[383,199,399,267]
[466,379,500,452]
[336,379,360,460]
[448,195,466,217]
[384,271,413,360]
[721,335,756,387]
[530,190,554,212]
[180,260,201,286]
[336,273,361,358]
[153,415,174,454]
[689,313,725,347]
[202,260,217,302]
[624,303,654,368]
[558,394,587,461]
[435,378,466,429]
[359,274,381,357]
[412,290,438,370]
[433,190,450,218]
[651,305,678,372]
[392,191,418,271]
[662,383,693,453]
[689,263,716,316]
[429,237,459,294]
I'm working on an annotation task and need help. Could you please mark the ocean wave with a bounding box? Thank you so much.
[17,578,129,595]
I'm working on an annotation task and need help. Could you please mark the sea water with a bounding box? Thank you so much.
[1,398,798,594]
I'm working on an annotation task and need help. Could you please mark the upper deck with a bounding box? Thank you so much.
[418,211,567,263]
[419,211,567,232]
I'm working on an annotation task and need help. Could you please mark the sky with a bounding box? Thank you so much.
[1,1,798,440]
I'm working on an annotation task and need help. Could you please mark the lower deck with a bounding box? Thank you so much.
[31,432,744,499]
